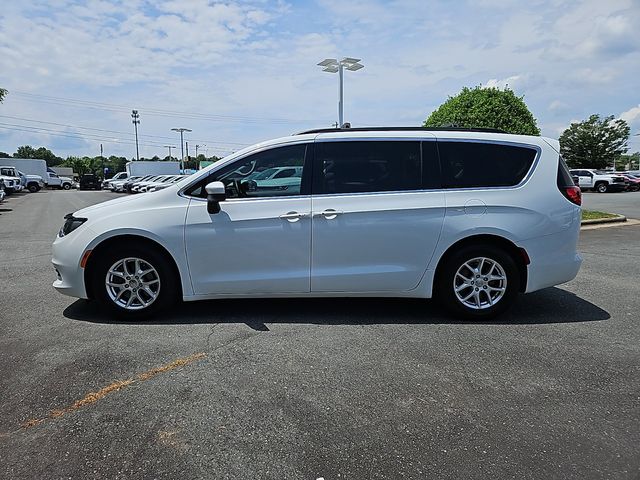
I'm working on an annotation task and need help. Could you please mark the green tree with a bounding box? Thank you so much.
[62,156,90,176]
[14,145,63,167]
[0,88,7,103]
[617,152,640,170]
[0,151,10,158]
[559,115,630,169]
[424,86,540,135]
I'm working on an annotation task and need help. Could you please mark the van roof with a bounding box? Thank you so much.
[296,126,508,135]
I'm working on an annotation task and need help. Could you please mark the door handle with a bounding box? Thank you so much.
[314,209,343,220]
[279,211,309,222]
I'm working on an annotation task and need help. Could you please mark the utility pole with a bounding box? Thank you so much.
[164,145,174,161]
[100,143,104,180]
[131,110,140,161]
[195,144,200,158]
[186,141,190,170]
[171,128,192,173]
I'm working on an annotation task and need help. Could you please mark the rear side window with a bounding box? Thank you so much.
[438,141,537,188]
[557,156,576,187]
[313,141,421,194]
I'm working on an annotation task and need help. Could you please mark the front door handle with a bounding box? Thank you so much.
[315,209,343,220]
[279,211,309,222]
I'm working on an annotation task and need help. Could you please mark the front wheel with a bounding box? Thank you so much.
[436,245,520,320]
[62,183,72,190]
[595,182,608,193]
[90,246,178,320]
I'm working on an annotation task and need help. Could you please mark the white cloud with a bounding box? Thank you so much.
[620,105,640,128]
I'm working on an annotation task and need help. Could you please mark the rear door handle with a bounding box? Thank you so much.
[279,211,309,222]
[314,209,343,219]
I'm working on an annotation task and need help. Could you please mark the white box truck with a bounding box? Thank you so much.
[1,158,48,181]
[126,161,180,177]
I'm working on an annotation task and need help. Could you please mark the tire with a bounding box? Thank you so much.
[90,245,178,320]
[62,183,72,190]
[436,244,520,320]
[28,184,39,193]
[595,182,608,193]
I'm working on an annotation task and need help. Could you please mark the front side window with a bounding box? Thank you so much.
[438,141,537,189]
[313,141,422,195]
[185,144,307,199]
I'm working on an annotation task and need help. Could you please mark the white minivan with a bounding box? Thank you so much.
[52,127,582,320]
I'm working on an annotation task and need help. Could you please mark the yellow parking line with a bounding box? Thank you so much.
[19,352,206,430]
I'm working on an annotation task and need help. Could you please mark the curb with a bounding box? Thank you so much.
[581,214,627,226]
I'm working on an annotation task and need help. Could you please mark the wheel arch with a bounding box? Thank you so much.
[84,234,184,300]
[433,234,528,293]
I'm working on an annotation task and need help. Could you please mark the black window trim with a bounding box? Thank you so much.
[435,138,542,192]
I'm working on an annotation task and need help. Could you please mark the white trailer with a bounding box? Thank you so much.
[126,161,180,177]
[0,158,48,181]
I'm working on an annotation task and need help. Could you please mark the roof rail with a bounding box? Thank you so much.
[295,126,508,135]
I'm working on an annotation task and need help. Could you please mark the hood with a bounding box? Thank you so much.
[73,184,178,217]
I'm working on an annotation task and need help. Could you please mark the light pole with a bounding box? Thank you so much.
[317,57,364,128]
[171,128,192,172]
[164,145,175,161]
[195,144,206,158]
[131,110,140,161]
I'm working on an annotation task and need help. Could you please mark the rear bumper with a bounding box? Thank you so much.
[520,225,582,293]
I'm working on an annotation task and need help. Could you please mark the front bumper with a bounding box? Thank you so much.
[607,183,626,192]
[52,232,89,299]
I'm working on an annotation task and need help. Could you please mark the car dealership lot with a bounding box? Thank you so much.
[1,190,639,479]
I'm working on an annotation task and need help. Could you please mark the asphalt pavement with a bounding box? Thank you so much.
[0,189,638,480]
[582,190,640,218]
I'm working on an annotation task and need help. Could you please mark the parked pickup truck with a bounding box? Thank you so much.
[46,168,74,190]
[0,167,23,194]
[569,169,627,193]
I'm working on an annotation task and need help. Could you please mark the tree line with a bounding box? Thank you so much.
[0,146,220,177]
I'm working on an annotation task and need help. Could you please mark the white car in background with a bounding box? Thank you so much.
[52,127,582,321]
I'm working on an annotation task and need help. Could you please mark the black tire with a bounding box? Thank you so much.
[436,244,520,320]
[595,182,608,193]
[28,184,39,193]
[62,183,72,190]
[90,245,179,320]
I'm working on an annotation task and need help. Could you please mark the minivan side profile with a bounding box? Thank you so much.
[52,128,582,320]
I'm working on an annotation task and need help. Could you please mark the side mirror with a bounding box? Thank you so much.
[205,181,226,214]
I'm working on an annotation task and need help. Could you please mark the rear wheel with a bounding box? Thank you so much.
[595,182,608,193]
[28,184,39,193]
[436,245,520,320]
[90,245,178,320]
[62,183,72,190]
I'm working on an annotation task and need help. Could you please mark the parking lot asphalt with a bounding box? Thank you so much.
[582,190,640,219]
[1,189,639,480]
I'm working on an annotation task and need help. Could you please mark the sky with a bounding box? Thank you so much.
[0,0,639,160]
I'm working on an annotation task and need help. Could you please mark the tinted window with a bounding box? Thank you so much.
[438,141,537,188]
[557,156,576,187]
[185,144,307,199]
[313,141,422,194]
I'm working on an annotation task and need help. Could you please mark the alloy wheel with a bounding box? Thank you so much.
[105,257,161,310]
[453,257,507,310]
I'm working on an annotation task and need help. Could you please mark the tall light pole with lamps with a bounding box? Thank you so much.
[131,110,140,161]
[171,128,192,172]
[317,57,364,128]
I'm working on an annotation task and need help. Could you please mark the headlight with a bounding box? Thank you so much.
[59,213,87,237]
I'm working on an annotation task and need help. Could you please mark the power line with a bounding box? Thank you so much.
[0,124,237,153]
[9,91,316,125]
[0,114,250,147]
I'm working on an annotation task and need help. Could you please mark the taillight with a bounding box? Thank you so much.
[562,186,582,206]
